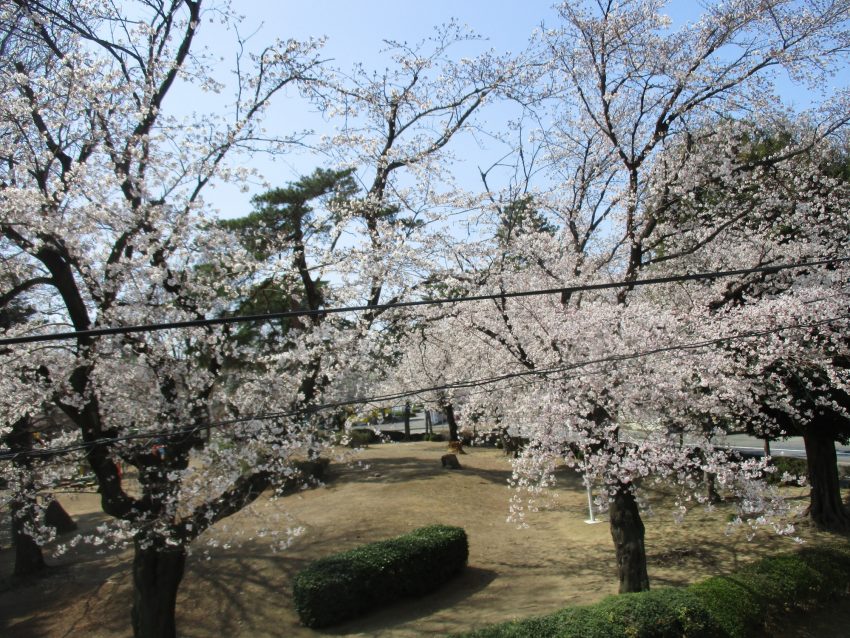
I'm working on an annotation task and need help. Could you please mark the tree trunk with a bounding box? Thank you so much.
[7,416,46,577]
[444,402,459,442]
[11,498,46,577]
[131,540,187,638]
[704,471,721,504]
[609,484,649,593]
[403,401,411,440]
[803,428,850,531]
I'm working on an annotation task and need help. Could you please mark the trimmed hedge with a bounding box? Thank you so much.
[293,524,468,628]
[457,543,850,638]
[456,590,721,638]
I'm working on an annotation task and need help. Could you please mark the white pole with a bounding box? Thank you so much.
[584,472,601,524]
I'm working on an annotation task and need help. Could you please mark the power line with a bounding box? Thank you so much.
[343,314,850,400]
[1,255,847,346]
[3,311,846,462]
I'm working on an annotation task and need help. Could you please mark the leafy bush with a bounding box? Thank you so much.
[766,456,808,485]
[691,546,850,637]
[456,544,850,638]
[795,543,850,592]
[293,524,468,628]
[346,429,378,447]
[688,575,764,638]
[594,589,721,637]
[462,590,719,638]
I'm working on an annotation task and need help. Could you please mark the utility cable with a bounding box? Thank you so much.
[1,255,846,346]
[2,311,846,462]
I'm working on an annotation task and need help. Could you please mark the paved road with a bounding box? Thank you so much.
[364,416,850,464]
[354,413,439,433]
[724,434,850,463]
[625,431,850,465]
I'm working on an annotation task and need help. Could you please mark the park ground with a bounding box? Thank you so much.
[0,441,847,637]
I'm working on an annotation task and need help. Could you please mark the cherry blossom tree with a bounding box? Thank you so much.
[304,21,519,311]
[290,24,523,434]
[380,308,473,443]
[431,0,850,594]
[542,0,850,296]
[0,4,526,635]
[0,2,334,636]
[647,122,850,530]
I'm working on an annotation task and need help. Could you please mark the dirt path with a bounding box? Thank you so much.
[0,441,824,637]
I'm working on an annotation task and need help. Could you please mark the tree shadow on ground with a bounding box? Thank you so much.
[180,548,301,636]
[177,532,498,637]
[0,510,131,638]
[2,449,832,637]
[646,535,772,588]
[333,452,515,487]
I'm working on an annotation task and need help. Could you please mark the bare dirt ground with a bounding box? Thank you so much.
[0,441,840,638]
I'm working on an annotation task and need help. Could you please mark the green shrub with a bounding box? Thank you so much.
[745,554,823,604]
[293,524,468,628]
[598,588,720,637]
[693,547,850,637]
[456,544,850,638]
[795,543,850,596]
[462,589,720,638]
[688,575,764,638]
[766,456,808,485]
[346,428,378,447]
[460,608,580,638]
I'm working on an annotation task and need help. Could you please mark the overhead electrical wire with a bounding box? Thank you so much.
[0,255,847,346]
[2,311,847,462]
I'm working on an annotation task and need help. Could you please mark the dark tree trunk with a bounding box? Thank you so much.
[131,540,187,638]
[7,416,46,577]
[403,401,411,440]
[609,484,649,593]
[11,498,46,577]
[444,402,459,442]
[704,471,721,504]
[803,428,850,531]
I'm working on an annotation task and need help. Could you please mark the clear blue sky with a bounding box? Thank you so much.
[239,1,561,58]
[188,1,846,219]
[194,1,566,218]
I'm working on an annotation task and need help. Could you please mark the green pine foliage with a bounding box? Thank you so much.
[220,168,358,261]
